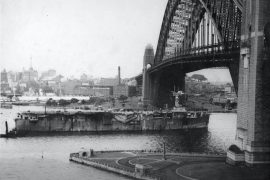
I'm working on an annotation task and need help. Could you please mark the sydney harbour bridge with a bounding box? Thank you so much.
[137,0,270,166]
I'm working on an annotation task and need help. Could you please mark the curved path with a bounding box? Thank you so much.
[73,152,270,180]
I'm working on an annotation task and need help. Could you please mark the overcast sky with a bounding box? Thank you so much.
[0,0,232,82]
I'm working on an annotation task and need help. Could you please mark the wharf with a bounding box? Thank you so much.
[69,150,270,180]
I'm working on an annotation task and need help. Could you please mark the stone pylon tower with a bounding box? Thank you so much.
[142,44,154,107]
[235,0,270,166]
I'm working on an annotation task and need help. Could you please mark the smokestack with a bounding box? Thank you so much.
[5,121,8,135]
[118,66,121,85]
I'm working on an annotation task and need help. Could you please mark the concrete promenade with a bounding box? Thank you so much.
[69,150,270,180]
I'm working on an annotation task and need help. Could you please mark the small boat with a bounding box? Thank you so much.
[12,101,29,106]
[0,121,16,138]
[0,130,17,138]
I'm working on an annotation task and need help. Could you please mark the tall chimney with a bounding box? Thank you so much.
[5,121,8,135]
[118,66,121,85]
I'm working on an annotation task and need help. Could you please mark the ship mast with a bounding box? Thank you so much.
[172,90,185,108]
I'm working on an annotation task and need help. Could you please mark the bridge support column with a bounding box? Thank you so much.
[142,67,151,107]
[149,72,160,108]
[233,0,270,166]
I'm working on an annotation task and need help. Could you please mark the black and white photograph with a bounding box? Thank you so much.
[1,0,270,179]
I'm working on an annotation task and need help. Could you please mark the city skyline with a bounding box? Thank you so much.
[1,0,167,78]
[1,0,232,82]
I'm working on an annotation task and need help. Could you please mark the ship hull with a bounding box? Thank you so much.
[14,111,209,136]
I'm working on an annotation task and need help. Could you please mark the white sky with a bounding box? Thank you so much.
[0,0,232,82]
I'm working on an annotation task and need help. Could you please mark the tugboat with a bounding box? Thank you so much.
[0,121,16,138]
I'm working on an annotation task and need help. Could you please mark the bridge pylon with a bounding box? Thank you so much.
[232,0,270,166]
[142,44,154,108]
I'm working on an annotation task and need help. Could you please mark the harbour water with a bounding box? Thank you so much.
[0,106,237,180]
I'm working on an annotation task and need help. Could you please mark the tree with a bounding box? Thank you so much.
[95,98,105,105]
[191,74,207,82]
[81,99,87,104]
[58,99,70,106]
[108,97,115,107]
[88,97,105,105]
[70,98,79,104]
[119,95,128,103]
[46,98,57,106]
[42,85,54,93]
[89,97,98,104]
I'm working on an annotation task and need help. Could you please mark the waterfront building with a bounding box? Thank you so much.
[82,82,94,86]
[80,73,88,82]
[1,69,8,83]
[95,66,122,87]
[0,69,11,94]
[73,86,111,97]
[7,71,17,87]
[113,84,129,98]
[19,82,27,89]
[39,74,64,95]
[61,80,81,95]
[96,77,119,86]
[22,67,38,82]
[92,87,110,97]
[73,86,90,96]
[40,69,57,81]
[15,72,23,82]
[60,79,111,97]
[0,82,11,94]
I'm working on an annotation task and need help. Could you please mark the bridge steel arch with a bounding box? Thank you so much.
[146,0,242,108]
[154,0,242,64]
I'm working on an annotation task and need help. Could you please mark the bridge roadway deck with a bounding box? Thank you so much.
[149,48,240,74]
